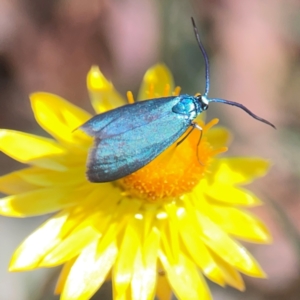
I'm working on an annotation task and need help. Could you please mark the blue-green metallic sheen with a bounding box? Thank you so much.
[80,95,207,182]
[80,17,275,183]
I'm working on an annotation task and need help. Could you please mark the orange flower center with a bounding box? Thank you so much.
[118,119,222,203]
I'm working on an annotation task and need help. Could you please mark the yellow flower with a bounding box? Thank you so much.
[0,64,271,300]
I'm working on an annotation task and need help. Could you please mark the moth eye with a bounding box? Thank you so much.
[202,103,208,110]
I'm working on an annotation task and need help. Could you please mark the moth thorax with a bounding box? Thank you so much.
[172,95,202,120]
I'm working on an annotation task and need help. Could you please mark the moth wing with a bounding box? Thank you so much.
[86,114,190,182]
[80,96,185,138]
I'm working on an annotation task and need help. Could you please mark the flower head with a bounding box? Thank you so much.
[0,64,271,300]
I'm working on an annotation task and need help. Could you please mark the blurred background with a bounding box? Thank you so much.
[0,0,299,299]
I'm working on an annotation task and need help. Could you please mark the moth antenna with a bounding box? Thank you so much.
[191,17,210,97]
[209,98,276,129]
[192,17,275,129]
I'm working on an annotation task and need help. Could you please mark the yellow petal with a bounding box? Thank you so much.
[94,199,141,258]
[0,129,67,170]
[87,66,126,113]
[48,189,117,266]
[137,64,175,100]
[61,239,118,300]
[131,248,155,300]
[162,204,181,264]
[205,127,231,148]
[113,218,141,298]
[0,168,40,194]
[211,206,272,243]
[131,224,159,300]
[10,210,69,270]
[205,183,262,206]
[0,187,77,217]
[211,158,270,185]
[0,166,86,195]
[55,257,77,295]
[21,166,86,187]
[30,92,92,145]
[209,251,245,291]
[176,205,225,286]
[156,271,172,300]
[158,250,212,300]
[40,227,100,267]
[198,213,266,277]
[44,191,118,266]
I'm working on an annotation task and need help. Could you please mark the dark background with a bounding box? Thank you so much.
[0,0,299,299]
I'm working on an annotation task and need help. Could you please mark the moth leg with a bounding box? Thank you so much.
[191,122,205,166]
[192,122,203,132]
[176,126,195,146]
[176,122,203,147]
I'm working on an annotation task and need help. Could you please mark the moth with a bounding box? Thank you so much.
[80,18,275,183]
